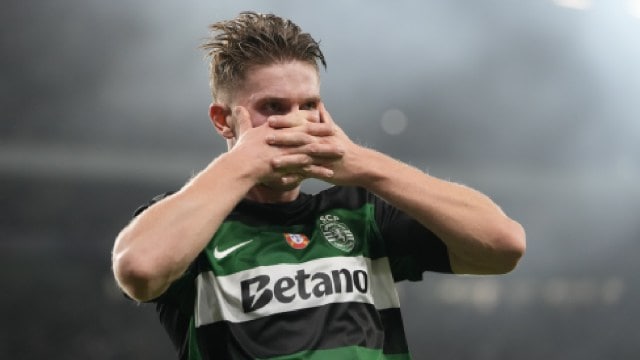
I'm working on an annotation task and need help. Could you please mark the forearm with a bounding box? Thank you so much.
[112,152,255,301]
[354,148,526,274]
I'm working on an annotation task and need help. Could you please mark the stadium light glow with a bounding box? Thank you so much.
[553,0,591,10]
[629,0,640,18]
[380,108,409,136]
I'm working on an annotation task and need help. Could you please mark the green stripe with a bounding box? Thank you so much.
[187,317,203,360]
[261,345,411,360]
[207,204,387,276]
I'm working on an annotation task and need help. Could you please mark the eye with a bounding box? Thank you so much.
[262,101,285,114]
[300,101,318,111]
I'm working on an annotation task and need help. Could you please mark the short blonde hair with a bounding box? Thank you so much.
[201,11,326,102]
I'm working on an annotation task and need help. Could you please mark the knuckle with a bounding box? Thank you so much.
[307,144,318,154]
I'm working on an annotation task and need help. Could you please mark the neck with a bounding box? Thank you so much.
[245,184,301,204]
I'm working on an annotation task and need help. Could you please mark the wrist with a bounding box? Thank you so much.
[346,146,387,188]
[187,151,257,195]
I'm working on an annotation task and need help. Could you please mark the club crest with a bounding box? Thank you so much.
[319,214,355,252]
[284,233,310,249]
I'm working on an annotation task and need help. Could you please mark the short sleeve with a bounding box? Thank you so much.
[130,190,194,306]
[370,193,452,281]
[131,191,199,355]
[133,191,175,217]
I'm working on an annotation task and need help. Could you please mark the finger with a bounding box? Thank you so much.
[271,154,313,170]
[232,106,253,137]
[306,122,334,137]
[268,115,303,129]
[260,172,303,187]
[274,165,334,181]
[272,151,342,174]
[280,174,304,186]
[304,143,345,159]
[266,123,334,146]
[301,164,334,179]
[319,103,335,126]
[268,136,345,158]
[267,131,314,147]
[268,110,314,129]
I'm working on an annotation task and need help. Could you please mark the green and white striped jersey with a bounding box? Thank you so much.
[136,186,451,359]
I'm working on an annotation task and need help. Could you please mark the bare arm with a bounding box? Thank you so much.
[112,153,254,302]
[350,150,526,274]
[268,104,526,274]
[112,107,339,301]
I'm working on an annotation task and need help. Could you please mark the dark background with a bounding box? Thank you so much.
[1,1,639,359]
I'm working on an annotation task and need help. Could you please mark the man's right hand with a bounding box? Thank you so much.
[229,105,343,188]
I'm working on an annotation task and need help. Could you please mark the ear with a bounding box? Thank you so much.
[209,103,234,139]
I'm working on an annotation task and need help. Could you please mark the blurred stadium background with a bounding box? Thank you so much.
[1,0,638,359]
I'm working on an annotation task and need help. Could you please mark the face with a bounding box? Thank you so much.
[224,61,321,137]
[209,61,322,193]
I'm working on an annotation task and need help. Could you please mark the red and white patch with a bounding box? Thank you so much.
[284,233,310,249]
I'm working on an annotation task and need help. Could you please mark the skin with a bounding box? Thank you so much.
[112,61,526,302]
[209,61,339,203]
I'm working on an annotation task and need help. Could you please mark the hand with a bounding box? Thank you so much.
[229,106,340,187]
[267,103,364,186]
[266,107,342,173]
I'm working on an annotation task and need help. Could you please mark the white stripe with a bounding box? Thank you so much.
[195,256,400,327]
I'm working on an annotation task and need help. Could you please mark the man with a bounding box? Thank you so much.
[112,11,525,360]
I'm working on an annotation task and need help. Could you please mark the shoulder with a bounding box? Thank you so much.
[313,186,373,210]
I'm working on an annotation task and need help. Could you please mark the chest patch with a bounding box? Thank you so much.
[319,214,356,252]
[284,233,310,249]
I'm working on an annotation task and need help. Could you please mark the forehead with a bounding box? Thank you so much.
[233,61,320,104]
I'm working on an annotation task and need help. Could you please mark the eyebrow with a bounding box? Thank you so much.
[258,96,321,103]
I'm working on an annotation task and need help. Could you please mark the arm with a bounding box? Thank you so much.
[112,149,256,302]
[112,107,338,301]
[353,150,525,274]
[268,104,525,274]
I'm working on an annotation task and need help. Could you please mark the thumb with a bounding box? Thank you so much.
[232,106,253,137]
[319,102,335,126]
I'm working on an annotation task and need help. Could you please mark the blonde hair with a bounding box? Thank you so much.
[201,11,326,102]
